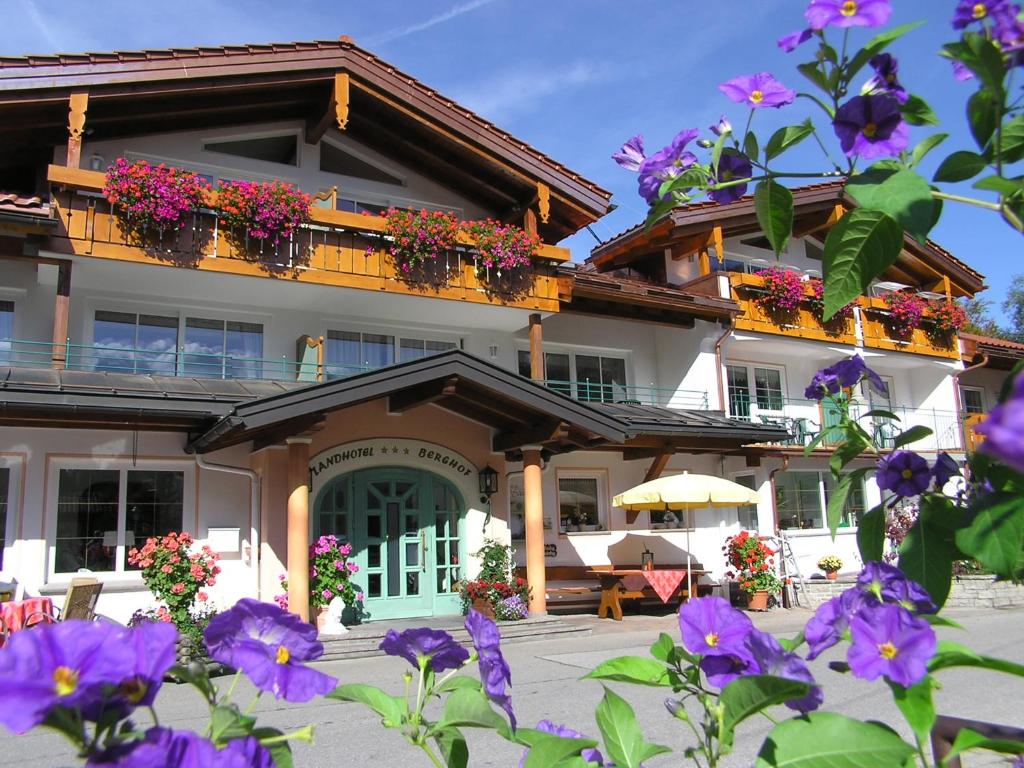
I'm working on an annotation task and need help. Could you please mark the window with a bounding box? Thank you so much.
[775,471,864,531]
[517,350,629,403]
[203,134,298,166]
[0,467,8,570]
[92,311,178,375]
[53,467,185,575]
[0,300,11,365]
[399,337,458,363]
[335,198,387,215]
[509,476,526,541]
[183,317,263,379]
[325,330,457,378]
[558,474,605,532]
[320,142,403,185]
[727,363,784,419]
[961,387,986,414]
[734,474,759,530]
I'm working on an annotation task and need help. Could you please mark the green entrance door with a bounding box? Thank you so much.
[314,467,464,621]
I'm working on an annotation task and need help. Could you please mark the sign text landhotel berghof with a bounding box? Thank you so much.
[310,439,475,478]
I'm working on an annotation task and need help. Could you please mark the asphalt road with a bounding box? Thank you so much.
[1,607,1022,767]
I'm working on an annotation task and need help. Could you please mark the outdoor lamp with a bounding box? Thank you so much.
[478,465,499,503]
[641,545,654,571]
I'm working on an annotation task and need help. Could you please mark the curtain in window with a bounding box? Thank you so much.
[226,321,263,379]
[0,301,12,365]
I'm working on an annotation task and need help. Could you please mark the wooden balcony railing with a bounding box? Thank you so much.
[46,165,569,313]
[860,297,961,359]
[729,273,858,346]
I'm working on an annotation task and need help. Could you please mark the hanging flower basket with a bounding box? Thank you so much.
[883,290,926,337]
[381,207,461,276]
[103,158,208,235]
[215,179,311,247]
[754,267,804,319]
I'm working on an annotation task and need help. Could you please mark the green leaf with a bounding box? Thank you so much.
[900,95,939,126]
[898,496,959,609]
[754,180,794,256]
[946,727,1024,762]
[650,633,674,662]
[893,425,933,449]
[910,133,949,167]
[434,676,483,695]
[755,713,915,768]
[999,114,1024,164]
[933,150,988,183]
[519,732,599,768]
[328,683,407,728]
[720,675,812,747]
[857,503,886,564]
[929,639,1024,678]
[744,132,760,162]
[822,209,903,319]
[963,33,1009,95]
[956,491,1024,579]
[585,656,671,687]
[765,121,815,161]
[826,472,858,538]
[845,166,936,243]
[711,131,728,174]
[434,727,470,768]
[887,677,936,747]
[845,21,925,80]
[973,175,1024,195]
[797,62,831,95]
[968,88,1001,151]
[209,704,256,742]
[829,434,870,475]
[595,687,671,768]
[252,729,295,768]
[431,688,510,734]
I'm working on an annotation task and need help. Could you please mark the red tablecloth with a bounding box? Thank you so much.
[0,597,53,633]
[621,570,689,603]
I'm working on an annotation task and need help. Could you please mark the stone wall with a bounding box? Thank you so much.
[796,575,1024,609]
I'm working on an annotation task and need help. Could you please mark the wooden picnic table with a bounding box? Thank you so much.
[588,568,708,621]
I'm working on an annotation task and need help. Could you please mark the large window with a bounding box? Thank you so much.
[961,387,986,414]
[92,311,178,375]
[203,134,298,166]
[727,363,784,419]
[517,350,628,403]
[558,473,606,533]
[0,300,12,365]
[734,474,759,531]
[325,330,456,378]
[0,467,8,571]
[775,471,865,531]
[183,318,263,379]
[53,467,185,575]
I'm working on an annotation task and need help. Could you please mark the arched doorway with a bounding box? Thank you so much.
[314,466,464,620]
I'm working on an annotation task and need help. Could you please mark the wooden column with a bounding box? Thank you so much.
[66,91,89,169]
[286,437,312,622]
[51,261,72,369]
[528,313,543,381]
[522,446,547,616]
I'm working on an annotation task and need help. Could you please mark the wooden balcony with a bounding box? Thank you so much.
[45,165,569,313]
[860,297,961,360]
[729,272,858,346]
[963,412,987,453]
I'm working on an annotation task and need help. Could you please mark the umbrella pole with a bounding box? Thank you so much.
[685,508,692,602]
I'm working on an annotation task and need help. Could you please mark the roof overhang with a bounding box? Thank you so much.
[961,332,1024,370]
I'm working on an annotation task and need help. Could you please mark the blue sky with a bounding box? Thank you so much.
[4,0,1020,313]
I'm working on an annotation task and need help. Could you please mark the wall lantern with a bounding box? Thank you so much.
[641,546,655,571]
[478,465,499,503]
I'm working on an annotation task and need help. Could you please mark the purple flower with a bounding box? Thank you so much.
[465,609,516,729]
[380,627,469,673]
[86,621,177,721]
[710,116,733,136]
[86,728,231,768]
[804,355,887,400]
[778,28,814,52]
[805,369,842,400]
[678,596,753,657]
[806,0,892,29]
[744,629,823,712]
[833,94,909,159]
[612,135,646,172]
[977,373,1024,472]
[218,737,276,768]
[932,452,961,489]
[0,620,127,734]
[951,59,975,81]
[718,72,796,109]
[866,54,908,104]
[637,128,699,204]
[804,587,864,660]
[204,599,337,702]
[858,562,936,614]
[848,602,936,687]
[520,721,605,767]
[877,451,931,498]
[952,0,1012,28]
[699,652,754,688]
[708,151,753,204]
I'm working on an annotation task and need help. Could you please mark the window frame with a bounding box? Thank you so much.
[516,344,631,403]
[0,455,24,575]
[200,128,304,169]
[182,316,265,380]
[960,386,986,414]
[733,473,760,531]
[323,324,462,378]
[556,469,609,535]
[725,361,787,419]
[774,469,865,533]
[45,458,195,582]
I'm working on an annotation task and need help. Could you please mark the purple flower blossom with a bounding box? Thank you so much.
[465,609,516,729]
[380,627,469,673]
[0,620,127,734]
[866,54,908,104]
[85,728,235,768]
[718,72,796,109]
[219,737,277,768]
[805,369,842,400]
[952,0,1012,28]
[612,135,646,172]
[520,721,605,767]
[806,0,892,29]
[858,562,936,614]
[877,451,932,498]
[204,599,337,702]
[804,355,887,400]
[804,587,865,660]
[708,151,753,204]
[710,116,733,136]
[678,596,753,657]
[744,629,823,712]
[636,129,699,204]
[951,59,975,81]
[833,94,909,159]
[778,28,814,52]
[848,602,936,687]
[932,452,961,489]
[85,621,177,721]
[699,653,754,688]
[977,373,1024,472]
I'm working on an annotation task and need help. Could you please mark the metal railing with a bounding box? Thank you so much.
[537,379,709,409]
[726,394,966,451]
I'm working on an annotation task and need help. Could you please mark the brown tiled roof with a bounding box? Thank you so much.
[0,192,50,218]
[960,332,1024,352]
[0,38,611,203]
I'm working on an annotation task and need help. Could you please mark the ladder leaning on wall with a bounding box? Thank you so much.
[771,531,806,608]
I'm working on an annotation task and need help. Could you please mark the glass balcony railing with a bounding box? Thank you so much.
[537,379,709,409]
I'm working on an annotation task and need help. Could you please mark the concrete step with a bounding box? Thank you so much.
[316,616,591,662]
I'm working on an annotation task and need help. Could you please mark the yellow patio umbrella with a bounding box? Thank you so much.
[612,472,761,576]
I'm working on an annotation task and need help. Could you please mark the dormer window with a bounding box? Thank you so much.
[203,134,298,166]
[319,141,403,186]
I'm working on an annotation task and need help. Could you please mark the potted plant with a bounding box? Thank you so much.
[308,535,363,630]
[104,157,208,237]
[883,290,926,337]
[724,530,780,611]
[739,570,783,611]
[817,554,843,581]
[753,266,804,322]
[458,539,531,620]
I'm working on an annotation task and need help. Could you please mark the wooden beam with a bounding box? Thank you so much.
[305,72,349,144]
[523,207,538,238]
[66,90,88,168]
[643,450,673,483]
[493,421,569,453]
[51,260,72,369]
[537,181,551,224]
[529,314,543,381]
[388,377,459,413]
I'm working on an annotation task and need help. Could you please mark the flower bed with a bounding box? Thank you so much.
[216,179,311,245]
[103,158,208,233]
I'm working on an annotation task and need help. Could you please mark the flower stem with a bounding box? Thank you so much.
[413,660,428,727]
[224,669,243,703]
[931,190,1001,211]
[419,742,446,768]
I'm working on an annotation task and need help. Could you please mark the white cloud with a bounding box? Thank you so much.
[367,0,499,46]
[17,0,65,52]
[450,60,616,124]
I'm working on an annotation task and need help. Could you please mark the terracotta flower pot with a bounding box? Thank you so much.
[471,597,496,621]
[747,590,769,611]
[826,571,838,581]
